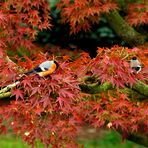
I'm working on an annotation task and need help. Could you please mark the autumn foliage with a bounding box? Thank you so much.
[0,0,148,147]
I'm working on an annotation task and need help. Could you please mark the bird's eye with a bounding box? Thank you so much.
[132,57,137,60]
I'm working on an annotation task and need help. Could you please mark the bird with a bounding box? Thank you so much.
[24,60,59,77]
[130,57,141,73]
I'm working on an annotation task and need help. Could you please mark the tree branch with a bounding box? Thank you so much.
[79,81,112,94]
[0,92,11,99]
[79,77,148,101]
[132,81,148,97]
[105,10,147,46]
[0,81,20,99]
[0,81,20,94]
[127,132,148,147]
[117,124,148,147]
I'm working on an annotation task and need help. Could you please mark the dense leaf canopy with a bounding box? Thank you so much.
[0,0,148,147]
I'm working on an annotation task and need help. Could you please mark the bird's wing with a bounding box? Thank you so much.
[34,66,44,72]
[130,60,141,68]
[24,69,36,75]
[39,61,54,70]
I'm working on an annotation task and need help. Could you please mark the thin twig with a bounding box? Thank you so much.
[0,81,20,94]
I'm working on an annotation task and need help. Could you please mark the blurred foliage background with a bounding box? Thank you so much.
[0,130,146,148]
[35,0,128,58]
[36,0,147,58]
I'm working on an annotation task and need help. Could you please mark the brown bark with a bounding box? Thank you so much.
[105,10,147,46]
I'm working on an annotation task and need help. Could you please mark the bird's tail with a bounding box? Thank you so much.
[24,69,35,75]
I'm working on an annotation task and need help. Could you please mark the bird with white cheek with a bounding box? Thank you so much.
[130,57,141,73]
[24,60,59,76]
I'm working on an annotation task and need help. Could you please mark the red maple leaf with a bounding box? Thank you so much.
[21,78,32,88]
[56,97,69,108]
[12,89,24,100]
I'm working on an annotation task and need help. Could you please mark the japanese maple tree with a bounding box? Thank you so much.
[0,0,148,147]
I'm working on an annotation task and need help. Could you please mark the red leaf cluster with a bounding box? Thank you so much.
[84,46,146,88]
[0,59,83,147]
[0,0,148,147]
[57,0,118,34]
[126,2,148,25]
[0,0,51,51]
[0,46,147,147]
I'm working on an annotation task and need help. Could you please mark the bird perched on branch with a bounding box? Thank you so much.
[130,57,141,73]
[24,60,59,77]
